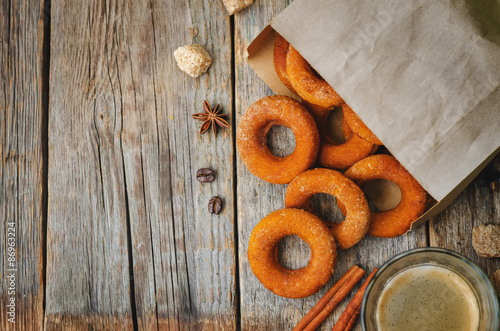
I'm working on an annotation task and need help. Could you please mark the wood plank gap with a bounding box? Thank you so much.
[180,127,194,315]
[230,14,241,331]
[146,1,161,329]
[138,139,160,330]
[121,137,139,331]
[41,0,51,327]
[111,3,139,327]
[425,218,431,247]
[166,143,181,330]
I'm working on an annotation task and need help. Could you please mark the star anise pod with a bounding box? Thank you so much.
[192,100,230,138]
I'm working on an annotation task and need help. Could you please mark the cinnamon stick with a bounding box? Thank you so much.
[298,266,366,331]
[332,268,378,331]
[293,265,364,331]
[344,306,361,331]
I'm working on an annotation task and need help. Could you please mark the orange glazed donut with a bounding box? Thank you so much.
[273,33,296,94]
[342,104,383,145]
[286,46,343,108]
[343,155,429,238]
[285,168,371,250]
[248,208,337,298]
[237,95,319,184]
[304,102,377,170]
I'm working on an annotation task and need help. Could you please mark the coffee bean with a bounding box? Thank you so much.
[196,168,216,183]
[208,196,223,215]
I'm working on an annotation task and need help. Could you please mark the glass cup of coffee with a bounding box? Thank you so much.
[361,247,499,331]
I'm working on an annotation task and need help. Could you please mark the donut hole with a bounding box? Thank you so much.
[363,179,402,211]
[324,107,345,144]
[311,193,345,224]
[277,235,311,270]
[266,125,296,157]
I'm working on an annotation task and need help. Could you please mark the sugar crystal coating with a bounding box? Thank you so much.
[284,168,370,249]
[343,155,428,238]
[247,208,337,298]
[236,95,319,184]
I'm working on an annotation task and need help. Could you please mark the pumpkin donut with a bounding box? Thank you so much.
[273,33,296,94]
[286,46,343,108]
[342,104,383,145]
[248,208,337,298]
[304,102,377,170]
[343,155,429,238]
[236,95,319,184]
[285,168,371,250]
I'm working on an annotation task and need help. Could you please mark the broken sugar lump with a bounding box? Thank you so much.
[174,44,212,78]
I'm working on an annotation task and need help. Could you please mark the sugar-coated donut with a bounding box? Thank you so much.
[237,95,320,184]
[285,168,371,250]
[343,155,429,237]
[304,102,377,170]
[273,33,297,94]
[248,208,337,298]
[286,46,343,108]
[342,104,382,145]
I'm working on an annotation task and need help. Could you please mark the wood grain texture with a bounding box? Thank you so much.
[46,0,133,329]
[234,2,427,330]
[430,154,500,288]
[148,0,235,329]
[0,0,45,330]
[46,0,235,329]
[9,0,497,329]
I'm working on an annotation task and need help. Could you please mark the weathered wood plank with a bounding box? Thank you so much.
[0,0,45,330]
[46,0,236,329]
[99,1,161,329]
[235,2,427,330]
[45,0,133,329]
[430,155,500,288]
[148,0,236,328]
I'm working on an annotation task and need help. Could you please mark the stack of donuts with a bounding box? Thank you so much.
[237,34,430,299]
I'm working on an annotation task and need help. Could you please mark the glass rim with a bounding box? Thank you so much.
[360,247,500,330]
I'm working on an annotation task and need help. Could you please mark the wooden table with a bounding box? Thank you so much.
[1,0,499,330]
